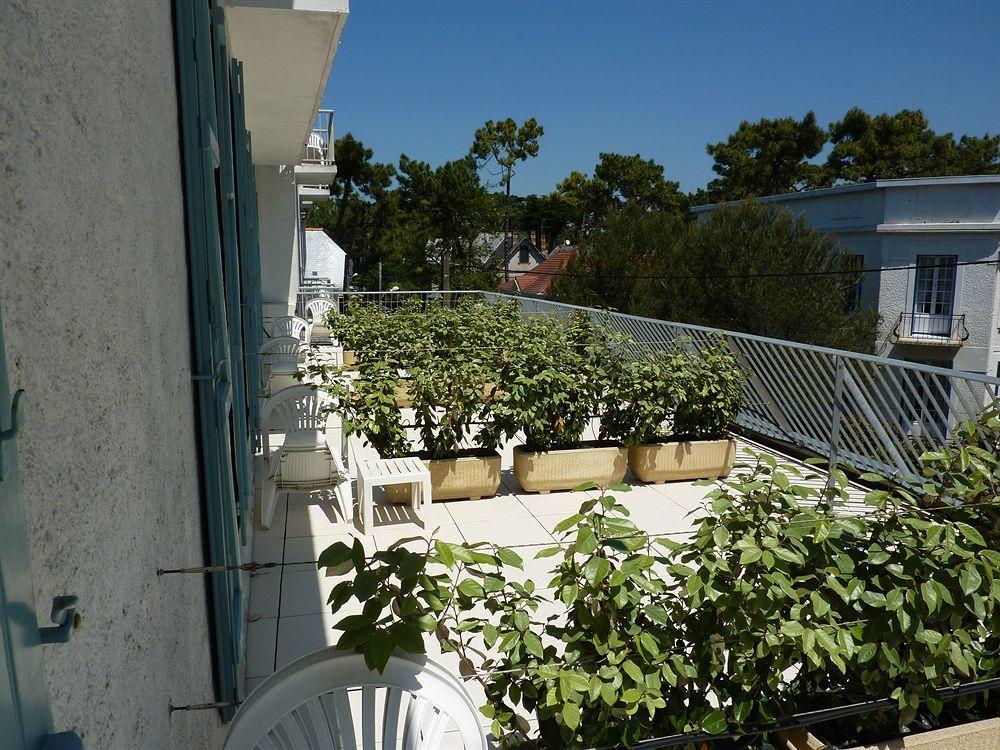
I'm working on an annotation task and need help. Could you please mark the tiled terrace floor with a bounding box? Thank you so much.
[243,420,870,736]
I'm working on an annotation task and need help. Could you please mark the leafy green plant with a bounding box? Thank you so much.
[320,431,1000,748]
[671,339,745,439]
[480,314,614,451]
[916,399,1000,547]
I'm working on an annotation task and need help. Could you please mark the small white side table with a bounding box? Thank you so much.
[355,457,431,534]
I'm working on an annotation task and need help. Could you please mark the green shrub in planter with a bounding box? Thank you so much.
[602,339,745,483]
[481,314,611,451]
[671,454,1000,740]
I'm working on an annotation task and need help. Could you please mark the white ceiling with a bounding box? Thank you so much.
[224,0,348,166]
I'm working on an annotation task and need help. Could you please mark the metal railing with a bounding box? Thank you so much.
[303,109,334,165]
[892,312,969,343]
[304,288,1000,483]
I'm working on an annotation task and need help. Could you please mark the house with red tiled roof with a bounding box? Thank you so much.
[500,244,577,296]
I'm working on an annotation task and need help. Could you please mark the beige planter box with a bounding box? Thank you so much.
[513,442,627,494]
[342,350,357,369]
[394,381,412,408]
[387,450,501,502]
[394,382,497,409]
[628,438,736,483]
[779,717,1000,750]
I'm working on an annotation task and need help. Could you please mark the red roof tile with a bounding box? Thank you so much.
[506,247,576,296]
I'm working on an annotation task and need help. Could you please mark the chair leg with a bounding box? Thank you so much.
[413,478,430,529]
[260,478,278,530]
[362,478,374,534]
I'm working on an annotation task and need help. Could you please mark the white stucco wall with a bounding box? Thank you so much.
[695,181,1000,375]
[0,2,224,748]
[256,165,301,317]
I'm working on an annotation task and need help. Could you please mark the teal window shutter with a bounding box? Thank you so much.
[174,0,260,720]
[0,302,83,749]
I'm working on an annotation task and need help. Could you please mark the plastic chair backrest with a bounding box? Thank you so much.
[260,385,330,448]
[268,315,308,340]
[224,649,488,750]
[258,336,302,374]
[305,297,336,323]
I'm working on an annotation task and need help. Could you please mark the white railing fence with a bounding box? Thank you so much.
[299,288,1000,483]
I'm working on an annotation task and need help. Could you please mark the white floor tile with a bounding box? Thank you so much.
[279,567,346,617]
[458,516,553,547]
[248,568,282,620]
[442,494,532,524]
[275,610,341,669]
[245,616,278,678]
[284,492,353,538]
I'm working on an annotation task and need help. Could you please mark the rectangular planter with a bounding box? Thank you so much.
[394,380,412,408]
[394,381,498,409]
[628,438,736,483]
[386,450,502,502]
[778,717,1000,750]
[342,350,357,369]
[513,442,627,494]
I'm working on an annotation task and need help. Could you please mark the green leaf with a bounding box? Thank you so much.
[562,702,581,730]
[390,623,426,654]
[523,632,543,658]
[434,539,455,567]
[956,523,986,547]
[497,547,524,568]
[317,541,353,569]
[583,556,612,586]
[457,579,485,598]
[959,566,982,595]
[365,630,393,673]
[921,581,940,614]
[781,621,805,637]
[702,709,728,734]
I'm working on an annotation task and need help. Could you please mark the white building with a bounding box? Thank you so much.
[302,227,347,288]
[0,1,345,747]
[692,176,1000,380]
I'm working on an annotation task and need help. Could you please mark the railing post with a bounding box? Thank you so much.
[826,356,846,493]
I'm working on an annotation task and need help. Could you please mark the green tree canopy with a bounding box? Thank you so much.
[397,154,499,290]
[549,203,681,311]
[703,112,827,201]
[644,201,879,351]
[554,152,686,237]
[826,107,1000,182]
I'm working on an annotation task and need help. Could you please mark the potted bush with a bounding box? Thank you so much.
[604,339,743,483]
[483,315,626,493]
[386,351,502,502]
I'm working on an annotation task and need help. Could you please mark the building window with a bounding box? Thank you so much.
[519,243,529,264]
[911,255,957,335]
[845,254,864,311]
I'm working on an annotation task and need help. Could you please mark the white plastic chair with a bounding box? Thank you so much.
[268,315,308,341]
[259,385,350,530]
[305,131,326,162]
[304,297,337,344]
[258,336,303,397]
[225,649,489,750]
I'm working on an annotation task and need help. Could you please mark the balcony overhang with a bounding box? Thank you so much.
[223,0,348,166]
[295,163,337,186]
[299,185,331,210]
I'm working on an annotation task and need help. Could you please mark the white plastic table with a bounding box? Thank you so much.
[356,457,430,533]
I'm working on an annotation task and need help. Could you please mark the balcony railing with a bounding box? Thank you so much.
[301,288,1000,484]
[303,109,334,165]
[892,312,968,344]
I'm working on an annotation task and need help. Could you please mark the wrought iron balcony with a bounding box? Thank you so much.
[892,312,968,346]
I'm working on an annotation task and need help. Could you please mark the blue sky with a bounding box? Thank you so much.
[321,0,999,195]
